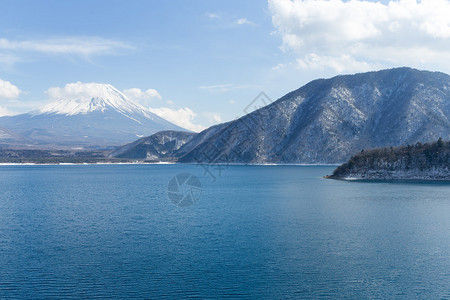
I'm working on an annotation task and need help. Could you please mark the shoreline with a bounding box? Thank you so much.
[0,162,340,166]
[0,162,175,166]
[324,175,450,182]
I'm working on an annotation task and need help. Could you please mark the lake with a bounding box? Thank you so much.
[0,164,449,298]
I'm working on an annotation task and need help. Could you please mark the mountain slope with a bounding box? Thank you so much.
[110,130,196,160]
[0,83,186,148]
[177,68,450,163]
[0,127,34,148]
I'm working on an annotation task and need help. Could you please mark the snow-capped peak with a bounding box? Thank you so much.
[33,82,152,118]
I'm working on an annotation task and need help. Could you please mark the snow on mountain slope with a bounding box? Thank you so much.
[0,83,188,148]
[176,67,450,164]
[35,83,152,118]
[110,130,196,160]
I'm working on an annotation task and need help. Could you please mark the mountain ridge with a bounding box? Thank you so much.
[110,130,196,160]
[173,67,449,163]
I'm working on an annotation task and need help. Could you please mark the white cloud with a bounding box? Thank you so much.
[206,13,256,27]
[205,112,222,123]
[148,107,206,132]
[269,0,450,73]
[0,79,22,99]
[272,63,286,71]
[0,53,21,67]
[236,18,255,26]
[123,88,161,107]
[199,84,235,92]
[0,105,16,116]
[206,12,221,19]
[296,54,375,73]
[199,83,257,92]
[123,88,161,100]
[46,82,119,101]
[0,37,132,60]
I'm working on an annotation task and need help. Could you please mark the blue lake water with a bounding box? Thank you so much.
[0,164,449,298]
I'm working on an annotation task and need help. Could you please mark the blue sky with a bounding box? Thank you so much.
[1,0,450,131]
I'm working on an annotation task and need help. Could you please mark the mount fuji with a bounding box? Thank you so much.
[0,83,186,148]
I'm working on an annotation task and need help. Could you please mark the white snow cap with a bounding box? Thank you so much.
[38,82,150,116]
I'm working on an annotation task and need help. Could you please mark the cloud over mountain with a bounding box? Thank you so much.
[269,0,450,73]
[45,81,116,101]
[148,107,206,132]
[123,88,161,101]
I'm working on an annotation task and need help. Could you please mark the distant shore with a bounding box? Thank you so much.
[0,161,176,166]
[0,162,339,166]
